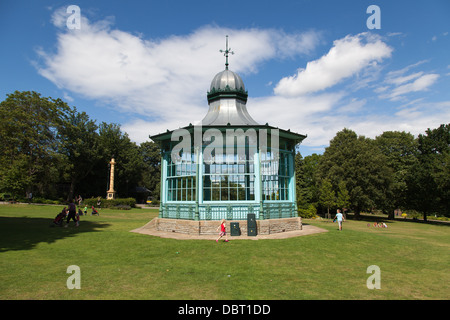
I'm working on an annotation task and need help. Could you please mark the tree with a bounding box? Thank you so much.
[97,122,144,197]
[0,90,156,202]
[418,124,449,218]
[139,141,161,200]
[0,91,66,198]
[319,178,335,219]
[57,107,101,200]
[375,131,418,218]
[336,180,351,214]
[295,152,321,209]
[0,155,32,198]
[295,152,309,209]
[406,124,450,220]
[318,128,393,217]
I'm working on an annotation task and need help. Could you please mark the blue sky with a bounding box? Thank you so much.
[1,0,449,156]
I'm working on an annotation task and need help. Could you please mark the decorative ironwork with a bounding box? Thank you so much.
[159,203,295,221]
[220,35,234,70]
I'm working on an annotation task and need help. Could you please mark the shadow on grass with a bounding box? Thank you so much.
[0,216,110,252]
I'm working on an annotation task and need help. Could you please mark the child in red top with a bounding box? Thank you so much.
[216,219,229,243]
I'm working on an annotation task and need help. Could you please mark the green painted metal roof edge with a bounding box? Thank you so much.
[150,123,307,143]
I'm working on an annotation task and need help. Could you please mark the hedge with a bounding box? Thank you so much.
[82,197,136,209]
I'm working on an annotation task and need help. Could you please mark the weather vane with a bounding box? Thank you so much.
[219,35,234,70]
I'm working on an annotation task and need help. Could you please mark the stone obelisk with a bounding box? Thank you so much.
[106,158,116,200]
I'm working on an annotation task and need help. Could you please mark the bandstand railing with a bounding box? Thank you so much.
[159,202,296,220]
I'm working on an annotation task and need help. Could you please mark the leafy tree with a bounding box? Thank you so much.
[375,131,418,218]
[318,128,393,217]
[295,152,309,210]
[336,180,351,214]
[0,155,32,198]
[57,107,101,201]
[406,124,450,220]
[139,141,161,200]
[0,91,66,198]
[319,178,335,219]
[97,122,143,197]
[295,151,321,211]
[302,153,322,205]
[0,90,157,202]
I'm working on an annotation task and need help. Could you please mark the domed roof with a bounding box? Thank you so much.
[202,67,258,126]
[210,69,245,92]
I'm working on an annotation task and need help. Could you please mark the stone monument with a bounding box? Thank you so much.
[107,158,117,200]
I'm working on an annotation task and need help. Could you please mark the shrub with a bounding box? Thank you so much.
[298,204,317,219]
[434,216,450,221]
[405,210,421,220]
[32,197,45,204]
[150,199,160,206]
[0,193,13,201]
[83,197,136,209]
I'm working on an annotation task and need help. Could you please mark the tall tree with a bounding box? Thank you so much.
[139,141,161,200]
[295,152,321,209]
[98,122,143,197]
[406,124,450,220]
[318,128,392,217]
[58,107,101,201]
[375,131,418,218]
[0,91,66,198]
[336,180,351,214]
[295,152,309,209]
[319,178,335,219]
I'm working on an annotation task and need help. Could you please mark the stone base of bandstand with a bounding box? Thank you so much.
[131,217,327,240]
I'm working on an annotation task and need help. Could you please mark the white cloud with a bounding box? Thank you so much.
[273,32,392,97]
[62,92,74,102]
[121,91,344,146]
[386,71,424,86]
[299,98,450,153]
[388,73,439,100]
[385,60,428,77]
[336,98,367,114]
[36,9,321,137]
[35,9,449,155]
[348,98,450,139]
[377,61,440,101]
[50,7,68,28]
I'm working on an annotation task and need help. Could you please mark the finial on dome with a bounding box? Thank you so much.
[219,35,234,70]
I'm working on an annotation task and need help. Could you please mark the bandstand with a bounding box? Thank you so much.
[149,37,306,235]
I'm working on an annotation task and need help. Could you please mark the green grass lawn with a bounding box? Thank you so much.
[0,204,449,300]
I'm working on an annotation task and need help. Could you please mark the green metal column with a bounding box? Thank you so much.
[159,153,167,218]
[194,146,200,221]
[289,151,297,218]
[256,148,264,220]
